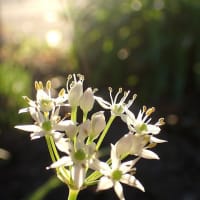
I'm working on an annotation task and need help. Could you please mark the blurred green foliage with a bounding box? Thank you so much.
[64,0,200,102]
[0,63,31,125]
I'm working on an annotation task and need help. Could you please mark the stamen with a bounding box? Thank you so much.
[143,105,147,113]
[108,87,112,92]
[38,81,43,89]
[73,74,77,82]
[108,87,114,104]
[132,94,137,101]
[77,74,84,81]
[59,88,66,96]
[35,81,40,90]
[66,74,72,92]
[23,96,31,103]
[114,88,123,103]
[93,88,98,93]
[46,80,51,90]
[158,118,165,126]
[146,107,155,116]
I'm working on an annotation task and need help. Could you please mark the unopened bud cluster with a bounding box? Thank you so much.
[15,74,166,200]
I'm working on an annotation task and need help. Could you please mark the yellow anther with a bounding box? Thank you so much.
[35,81,40,90]
[38,81,43,89]
[23,96,31,103]
[46,80,51,90]
[158,118,165,125]
[59,88,66,96]
[143,105,147,113]
[146,107,155,116]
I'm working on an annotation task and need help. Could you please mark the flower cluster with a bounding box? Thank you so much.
[15,74,166,200]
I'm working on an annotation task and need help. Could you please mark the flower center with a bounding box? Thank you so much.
[113,104,124,115]
[42,121,52,131]
[136,123,147,133]
[139,123,147,132]
[40,99,53,111]
[74,149,86,161]
[112,169,122,181]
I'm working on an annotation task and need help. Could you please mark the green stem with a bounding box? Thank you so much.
[96,115,116,150]
[68,188,79,200]
[82,111,88,122]
[71,106,77,123]
[45,135,56,162]
[49,136,60,160]
[45,135,70,183]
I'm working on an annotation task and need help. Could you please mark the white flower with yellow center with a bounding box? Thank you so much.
[115,132,161,160]
[123,106,165,135]
[48,133,96,189]
[20,80,68,114]
[95,87,137,116]
[91,144,144,200]
[15,107,64,140]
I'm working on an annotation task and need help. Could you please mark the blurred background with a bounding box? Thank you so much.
[0,0,200,199]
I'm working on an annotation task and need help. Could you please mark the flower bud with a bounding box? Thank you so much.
[57,120,78,139]
[116,133,146,157]
[79,120,92,140]
[68,81,83,107]
[91,111,106,139]
[80,88,95,113]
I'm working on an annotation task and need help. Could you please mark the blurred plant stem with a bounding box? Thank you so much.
[27,176,61,200]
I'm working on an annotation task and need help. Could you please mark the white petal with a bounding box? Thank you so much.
[52,131,64,141]
[114,181,125,200]
[30,131,45,140]
[90,158,110,175]
[97,176,113,191]
[54,94,68,104]
[147,125,160,135]
[94,96,111,109]
[72,164,86,189]
[120,158,140,173]
[116,133,134,157]
[141,149,160,160]
[55,138,72,154]
[15,125,41,132]
[47,156,73,169]
[36,90,49,101]
[121,174,145,192]
[111,144,120,170]
[18,107,29,114]
[150,136,167,143]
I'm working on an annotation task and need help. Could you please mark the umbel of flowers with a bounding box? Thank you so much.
[15,74,166,200]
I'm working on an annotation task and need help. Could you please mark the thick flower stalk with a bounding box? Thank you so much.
[15,73,167,200]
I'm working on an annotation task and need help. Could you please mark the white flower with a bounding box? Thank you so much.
[48,133,96,189]
[122,106,165,135]
[115,132,160,160]
[95,87,137,116]
[15,107,63,140]
[20,80,68,113]
[66,74,84,107]
[91,144,144,200]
